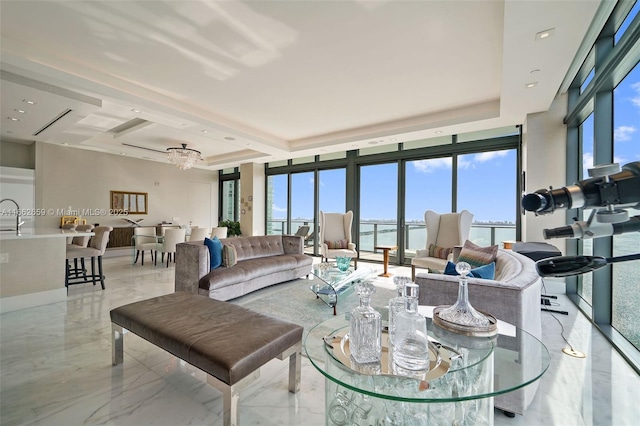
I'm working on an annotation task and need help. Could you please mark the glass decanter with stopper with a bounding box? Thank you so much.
[388,275,411,346]
[393,282,430,372]
[349,280,382,364]
[438,261,490,327]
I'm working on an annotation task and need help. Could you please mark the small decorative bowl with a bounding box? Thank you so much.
[335,256,351,271]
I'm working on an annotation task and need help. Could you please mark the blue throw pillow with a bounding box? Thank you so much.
[204,237,223,269]
[444,261,495,280]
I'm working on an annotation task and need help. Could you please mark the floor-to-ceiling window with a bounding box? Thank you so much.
[457,149,518,247]
[266,174,288,235]
[359,162,398,262]
[565,0,639,367]
[219,168,240,223]
[612,62,640,351]
[404,157,452,259]
[291,172,314,235]
[579,114,595,306]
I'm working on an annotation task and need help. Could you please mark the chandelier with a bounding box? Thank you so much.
[166,143,202,170]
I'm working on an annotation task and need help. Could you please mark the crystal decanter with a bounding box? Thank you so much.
[392,282,430,372]
[388,275,412,346]
[349,280,382,364]
[438,262,489,327]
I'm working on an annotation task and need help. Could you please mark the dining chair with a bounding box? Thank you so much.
[189,227,209,241]
[155,228,186,267]
[133,226,157,265]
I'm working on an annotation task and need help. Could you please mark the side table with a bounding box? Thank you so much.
[374,244,397,277]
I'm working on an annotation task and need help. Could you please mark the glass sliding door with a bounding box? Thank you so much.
[266,174,288,235]
[457,149,517,247]
[290,171,314,240]
[359,163,398,263]
[318,168,346,253]
[404,157,453,260]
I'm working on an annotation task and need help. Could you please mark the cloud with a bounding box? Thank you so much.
[271,204,287,213]
[614,125,637,142]
[474,150,509,162]
[583,152,594,172]
[412,157,452,173]
[631,82,640,109]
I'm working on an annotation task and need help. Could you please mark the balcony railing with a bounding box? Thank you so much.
[267,219,516,255]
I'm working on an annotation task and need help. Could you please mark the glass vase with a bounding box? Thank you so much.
[438,262,489,327]
[349,280,382,364]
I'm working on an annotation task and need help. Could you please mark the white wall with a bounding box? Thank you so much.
[0,166,35,231]
[522,93,568,254]
[34,143,218,230]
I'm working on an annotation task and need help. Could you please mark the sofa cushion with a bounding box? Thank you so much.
[221,235,285,261]
[444,261,495,280]
[428,243,453,260]
[222,244,238,267]
[204,237,223,269]
[325,239,348,249]
[457,240,498,268]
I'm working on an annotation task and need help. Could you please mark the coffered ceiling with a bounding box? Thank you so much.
[0,1,601,170]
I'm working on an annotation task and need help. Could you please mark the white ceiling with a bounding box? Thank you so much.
[0,1,600,170]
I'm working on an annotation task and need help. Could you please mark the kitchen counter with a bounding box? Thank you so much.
[0,228,95,313]
[0,228,93,240]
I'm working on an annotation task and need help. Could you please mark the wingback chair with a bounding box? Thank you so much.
[320,211,358,268]
[411,210,473,280]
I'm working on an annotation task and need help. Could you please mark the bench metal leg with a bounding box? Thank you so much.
[277,342,301,393]
[112,323,123,366]
[207,371,259,426]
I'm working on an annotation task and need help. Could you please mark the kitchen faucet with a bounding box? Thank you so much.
[0,199,25,236]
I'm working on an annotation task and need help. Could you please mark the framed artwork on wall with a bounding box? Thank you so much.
[110,190,148,214]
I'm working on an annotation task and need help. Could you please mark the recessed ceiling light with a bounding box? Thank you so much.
[246,143,252,147]
[390,138,396,142]
[525,82,538,88]
[14,109,26,114]
[23,99,36,105]
[535,28,555,41]
[224,137,235,141]
[131,108,141,113]
[7,117,19,121]
[368,140,379,145]
[120,152,126,155]
[435,130,443,134]
[62,143,69,146]
[201,130,208,134]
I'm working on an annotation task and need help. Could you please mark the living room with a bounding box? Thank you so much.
[1,1,639,425]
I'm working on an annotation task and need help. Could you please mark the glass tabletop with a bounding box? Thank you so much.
[304,312,550,403]
[310,265,373,313]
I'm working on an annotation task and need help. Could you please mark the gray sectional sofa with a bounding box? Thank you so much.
[415,248,542,416]
[175,235,313,301]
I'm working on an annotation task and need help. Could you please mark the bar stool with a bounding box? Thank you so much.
[67,224,95,280]
[65,226,112,290]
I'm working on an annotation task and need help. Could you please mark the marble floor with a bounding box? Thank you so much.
[1,255,639,426]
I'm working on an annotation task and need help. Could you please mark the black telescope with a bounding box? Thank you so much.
[522,161,640,215]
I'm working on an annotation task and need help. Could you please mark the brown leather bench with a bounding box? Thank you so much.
[110,291,303,426]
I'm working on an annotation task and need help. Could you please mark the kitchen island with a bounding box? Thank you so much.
[0,228,94,313]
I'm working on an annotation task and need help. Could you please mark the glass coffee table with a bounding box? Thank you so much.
[310,265,373,315]
[305,311,550,425]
